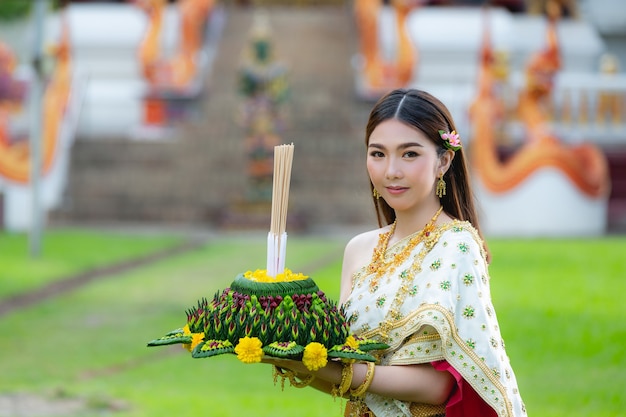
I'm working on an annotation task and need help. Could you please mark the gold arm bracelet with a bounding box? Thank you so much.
[273,365,315,389]
[273,365,290,390]
[273,365,291,379]
[332,362,354,398]
[288,373,315,388]
[350,361,375,398]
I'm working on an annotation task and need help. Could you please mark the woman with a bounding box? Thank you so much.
[268,89,526,417]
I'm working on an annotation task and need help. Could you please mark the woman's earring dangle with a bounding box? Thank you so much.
[436,173,446,198]
[373,188,382,199]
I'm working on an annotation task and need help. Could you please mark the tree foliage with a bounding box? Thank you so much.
[0,0,31,21]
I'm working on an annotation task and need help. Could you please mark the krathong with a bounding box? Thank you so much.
[147,144,388,373]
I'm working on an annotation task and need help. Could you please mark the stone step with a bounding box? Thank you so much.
[51,6,375,230]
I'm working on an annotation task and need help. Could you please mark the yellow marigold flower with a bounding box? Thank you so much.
[244,269,309,283]
[345,335,359,350]
[189,332,205,352]
[235,336,264,364]
[182,325,205,352]
[302,342,328,371]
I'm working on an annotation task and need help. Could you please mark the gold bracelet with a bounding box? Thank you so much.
[349,362,375,398]
[273,365,315,389]
[273,365,292,391]
[332,362,354,398]
[339,362,354,396]
[288,373,315,388]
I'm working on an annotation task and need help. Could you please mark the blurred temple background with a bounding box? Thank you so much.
[0,0,625,236]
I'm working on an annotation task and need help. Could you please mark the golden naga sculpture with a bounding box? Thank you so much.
[354,0,418,94]
[469,5,609,198]
[0,20,72,184]
[137,0,214,90]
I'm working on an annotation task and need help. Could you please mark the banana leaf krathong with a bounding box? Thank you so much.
[147,272,389,367]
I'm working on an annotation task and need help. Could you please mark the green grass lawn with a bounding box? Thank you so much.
[487,238,626,416]
[0,229,185,300]
[0,230,624,417]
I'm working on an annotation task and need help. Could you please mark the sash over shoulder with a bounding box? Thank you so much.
[344,221,527,417]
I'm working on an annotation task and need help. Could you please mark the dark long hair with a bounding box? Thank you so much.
[365,89,486,245]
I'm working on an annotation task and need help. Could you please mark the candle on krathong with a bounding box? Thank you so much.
[267,143,294,277]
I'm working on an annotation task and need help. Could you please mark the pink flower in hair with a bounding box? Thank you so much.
[439,130,462,151]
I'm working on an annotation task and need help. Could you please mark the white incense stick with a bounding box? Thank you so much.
[267,143,294,277]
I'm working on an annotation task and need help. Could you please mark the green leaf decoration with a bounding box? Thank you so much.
[327,345,377,362]
[192,340,235,358]
[352,336,389,352]
[357,341,389,351]
[147,331,192,347]
[262,341,304,358]
[230,274,320,297]
[357,342,390,351]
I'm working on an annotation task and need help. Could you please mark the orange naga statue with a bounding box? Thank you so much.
[515,1,561,143]
[136,0,214,90]
[469,4,609,199]
[0,20,72,184]
[354,0,419,97]
[0,42,25,116]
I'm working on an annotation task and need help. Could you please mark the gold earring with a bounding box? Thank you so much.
[436,173,446,198]
[373,188,382,199]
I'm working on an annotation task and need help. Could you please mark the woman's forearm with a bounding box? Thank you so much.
[274,359,454,405]
[361,363,454,405]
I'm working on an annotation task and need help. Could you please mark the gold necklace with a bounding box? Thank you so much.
[366,206,443,290]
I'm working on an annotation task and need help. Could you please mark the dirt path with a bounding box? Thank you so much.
[0,391,130,417]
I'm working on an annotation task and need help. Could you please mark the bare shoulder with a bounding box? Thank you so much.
[339,226,389,303]
[344,227,386,261]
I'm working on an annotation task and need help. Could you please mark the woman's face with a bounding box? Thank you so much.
[367,118,443,215]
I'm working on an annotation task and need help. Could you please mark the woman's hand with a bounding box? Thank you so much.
[260,356,312,376]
